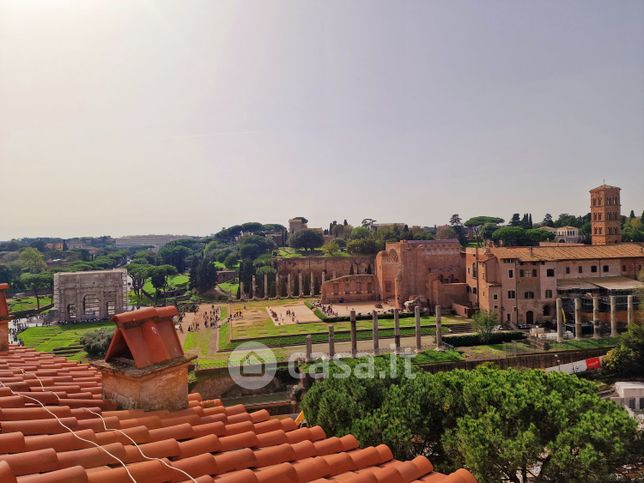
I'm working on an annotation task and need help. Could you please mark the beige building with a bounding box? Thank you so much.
[466,243,644,326]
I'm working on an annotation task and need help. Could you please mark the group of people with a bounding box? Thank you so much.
[313,303,339,317]
[178,304,224,333]
[268,307,300,325]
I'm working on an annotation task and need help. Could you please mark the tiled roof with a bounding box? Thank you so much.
[0,346,477,483]
[589,184,620,192]
[488,243,644,262]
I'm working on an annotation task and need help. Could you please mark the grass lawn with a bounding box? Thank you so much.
[230,313,466,341]
[18,322,115,357]
[217,282,239,296]
[549,337,618,351]
[183,328,213,357]
[143,274,190,295]
[411,349,464,364]
[8,295,53,312]
[459,341,535,359]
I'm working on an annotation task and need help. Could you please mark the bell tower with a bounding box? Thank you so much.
[590,184,621,245]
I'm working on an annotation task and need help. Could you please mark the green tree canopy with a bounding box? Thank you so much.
[464,216,504,227]
[238,235,276,260]
[19,247,47,273]
[302,365,638,483]
[347,238,379,255]
[290,229,325,251]
[126,263,151,306]
[19,272,53,311]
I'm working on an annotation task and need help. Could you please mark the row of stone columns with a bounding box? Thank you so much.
[240,272,331,299]
[304,305,444,361]
[555,295,635,341]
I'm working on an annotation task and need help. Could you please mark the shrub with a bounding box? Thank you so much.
[443,331,525,347]
[81,328,115,358]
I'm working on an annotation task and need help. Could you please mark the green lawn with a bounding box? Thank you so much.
[549,337,618,351]
[231,313,466,341]
[18,322,115,358]
[8,296,53,312]
[217,282,239,296]
[143,274,190,295]
[413,349,464,364]
[183,328,213,357]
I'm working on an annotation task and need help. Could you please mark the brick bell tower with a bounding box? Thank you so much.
[590,184,622,245]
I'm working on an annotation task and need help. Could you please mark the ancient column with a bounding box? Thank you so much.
[372,311,380,356]
[332,271,337,280]
[298,273,303,298]
[393,308,401,354]
[627,295,634,326]
[275,273,280,298]
[251,275,256,300]
[239,282,245,300]
[435,305,443,349]
[574,298,582,340]
[328,325,335,358]
[592,296,600,339]
[556,298,563,342]
[321,271,326,286]
[263,273,268,299]
[414,306,422,352]
[287,274,292,298]
[610,295,617,337]
[350,310,357,358]
[305,335,313,362]
[310,272,315,297]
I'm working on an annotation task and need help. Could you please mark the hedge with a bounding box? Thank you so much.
[443,331,526,347]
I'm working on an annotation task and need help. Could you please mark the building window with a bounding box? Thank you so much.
[508,290,516,299]
[578,266,583,273]
[493,294,498,300]
[546,269,555,277]
[545,289,553,298]
[532,269,537,277]
[602,265,609,273]
[508,269,514,278]
[591,265,598,273]
[519,270,525,277]
[494,305,498,310]
[472,288,477,294]
[524,291,535,299]
[565,266,570,274]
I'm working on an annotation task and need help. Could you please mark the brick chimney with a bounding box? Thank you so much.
[0,284,10,352]
[92,306,195,411]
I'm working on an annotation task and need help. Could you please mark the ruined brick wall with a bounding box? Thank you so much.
[276,256,375,295]
[320,274,378,304]
[377,240,465,307]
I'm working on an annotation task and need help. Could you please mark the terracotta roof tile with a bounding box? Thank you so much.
[0,346,476,482]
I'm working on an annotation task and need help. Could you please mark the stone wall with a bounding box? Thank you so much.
[375,239,466,308]
[320,274,378,304]
[53,269,128,322]
[275,256,375,296]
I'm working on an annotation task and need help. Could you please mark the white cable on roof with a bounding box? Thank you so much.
[0,379,138,483]
[20,368,199,483]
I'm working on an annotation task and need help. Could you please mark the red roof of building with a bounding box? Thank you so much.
[0,346,477,483]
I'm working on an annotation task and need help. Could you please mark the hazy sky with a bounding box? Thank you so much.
[1,0,643,240]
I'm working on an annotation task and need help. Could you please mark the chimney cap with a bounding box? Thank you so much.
[105,306,184,369]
